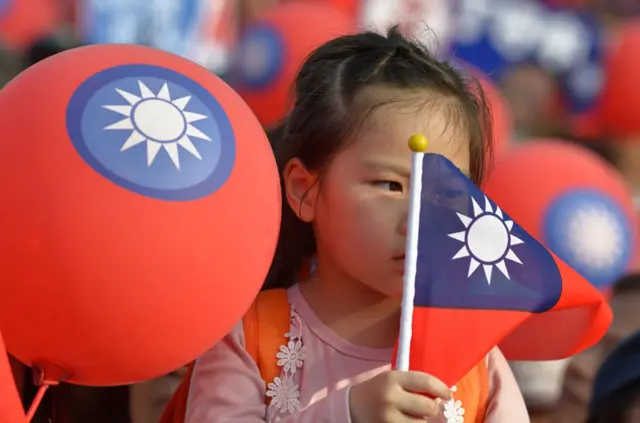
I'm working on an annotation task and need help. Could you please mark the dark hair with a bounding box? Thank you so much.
[263,26,493,290]
[586,380,640,423]
[612,273,640,297]
[25,33,81,67]
[266,124,286,148]
[0,42,23,88]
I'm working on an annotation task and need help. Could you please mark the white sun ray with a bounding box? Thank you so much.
[172,96,191,110]
[103,80,211,170]
[115,88,140,105]
[138,81,155,98]
[157,83,171,101]
[103,105,132,116]
[447,195,524,285]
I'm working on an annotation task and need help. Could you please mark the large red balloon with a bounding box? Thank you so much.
[485,139,637,290]
[0,333,24,423]
[0,45,280,385]
[0,0,60,50]
[598,20,640,138]
[230,2,355,128]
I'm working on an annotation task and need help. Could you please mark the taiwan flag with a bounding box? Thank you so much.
[395,151,612,387]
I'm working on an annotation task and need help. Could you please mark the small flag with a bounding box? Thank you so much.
[395,135,612,387]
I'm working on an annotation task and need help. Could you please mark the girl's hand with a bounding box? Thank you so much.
[349,370,452,422]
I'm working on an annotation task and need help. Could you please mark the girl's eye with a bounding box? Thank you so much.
[374,181,404,192]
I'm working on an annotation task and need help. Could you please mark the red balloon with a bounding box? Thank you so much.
[231,2,355,128]
[0,333,24,423]
[0,45,280,385]
[485,139,637,290]
[0,0,60,50]
[598,20,640,138]
[477,75,512,157]
[462,67,513,158]
[297,0,360,20]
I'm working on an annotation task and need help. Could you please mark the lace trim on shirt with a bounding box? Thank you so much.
[443,385,465,423]
[263,306,468,422]
[265,306,306,415]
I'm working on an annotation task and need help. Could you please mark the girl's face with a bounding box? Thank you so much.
[309,87,471,298]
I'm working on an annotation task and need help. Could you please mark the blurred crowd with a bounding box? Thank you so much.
[2,0,640,422]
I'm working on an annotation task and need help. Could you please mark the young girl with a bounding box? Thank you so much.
[181,26,528,423]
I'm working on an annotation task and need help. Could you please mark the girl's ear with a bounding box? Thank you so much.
[283,158,319,222]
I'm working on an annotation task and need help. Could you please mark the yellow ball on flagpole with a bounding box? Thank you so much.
[408,134,428,153]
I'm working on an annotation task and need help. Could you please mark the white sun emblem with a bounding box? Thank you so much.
[448,196,524,284]
[564,204,624,271]
[103,80,211,170]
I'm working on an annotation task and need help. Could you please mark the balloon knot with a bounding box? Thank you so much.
[32,362,69,386]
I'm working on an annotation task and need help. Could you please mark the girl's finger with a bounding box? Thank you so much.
[395,390,441,419]
[397,371,452,400]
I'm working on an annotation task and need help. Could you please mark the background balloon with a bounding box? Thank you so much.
[230,2,355,128]
[597,20,640,138]
[0,44,280,386]
[450,61,513,166]
[0,332,25,423]
[485,139,637,290]
[0,0,60,50]
[467,67,513,158]
[300,0,360,21]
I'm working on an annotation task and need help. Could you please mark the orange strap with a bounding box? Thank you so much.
[476,360,490,423]
[455,357,490,423]
[158,363,193,423]
[159,289,290,423]
[242,289,290,386]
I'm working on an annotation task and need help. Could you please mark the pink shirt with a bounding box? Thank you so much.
[185,285,529,423]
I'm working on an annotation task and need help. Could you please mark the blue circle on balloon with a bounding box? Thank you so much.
[66,64,236,201]
[543,189,632,288]
[232,23,285,90]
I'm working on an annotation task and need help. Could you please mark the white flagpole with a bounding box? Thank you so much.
[395,134,428,371]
